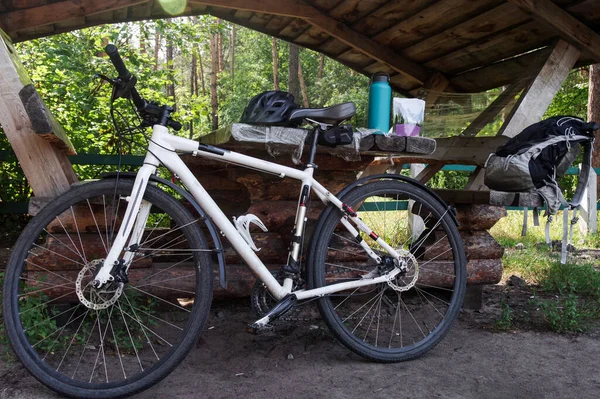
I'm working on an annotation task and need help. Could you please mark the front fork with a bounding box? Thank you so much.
[93,153,159,287]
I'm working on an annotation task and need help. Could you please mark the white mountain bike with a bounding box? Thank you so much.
[2,45,466,398]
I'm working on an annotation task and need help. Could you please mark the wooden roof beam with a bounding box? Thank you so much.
[0,0,150,33]
[192,0,432,85]
[508,0,600,62]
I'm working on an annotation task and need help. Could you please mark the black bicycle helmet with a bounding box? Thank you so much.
[240,91,299,126]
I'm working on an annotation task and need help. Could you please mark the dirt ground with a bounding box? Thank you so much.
[1,284,600,399]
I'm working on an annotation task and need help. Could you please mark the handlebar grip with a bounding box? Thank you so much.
[105,44,131,80]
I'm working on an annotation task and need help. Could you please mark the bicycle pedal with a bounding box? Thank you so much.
[247,322,275,335]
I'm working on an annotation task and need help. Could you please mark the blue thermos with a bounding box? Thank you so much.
[367,72,391,133]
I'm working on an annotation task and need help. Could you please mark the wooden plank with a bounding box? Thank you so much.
[277,18,309,39]
[435,189,544,207]
[415,164,443,183]
[9,0,48,9]
[351,0,438,37]
[460,79,527,137]
[402,2,528,63]
[391,136,509,166]
[326,0,388,25]
[372,0,505,49]
[567,0,600,25]
[464,166,486,190]
[497,40,580,137]
[316,37,350,57]
[0,0,150,33]
[336,49,373,68]
[294,26,330,47]
[129,0,155,18]
[425,21,554,75]
[508,0,600,61]
[449,46,553,92]
[0,31,78,198]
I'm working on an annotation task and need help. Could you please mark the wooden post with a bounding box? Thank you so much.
[0,30,77,203]
[579,165,597,234]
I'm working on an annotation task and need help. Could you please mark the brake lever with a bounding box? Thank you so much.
[94,73,117,85]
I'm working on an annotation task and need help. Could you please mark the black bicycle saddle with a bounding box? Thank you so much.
[288,102,356,125]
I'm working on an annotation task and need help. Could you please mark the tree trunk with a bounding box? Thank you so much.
[210,34,219,131]
[588,64,600,196]
[288,43,300,100]
[166,39,176,106]
[139,23,147,53]
[217,19,224,73]
[154,26,160,71]
[198,48,207,96]
[190,51,197,139]
[230,25,236,83]
[298,61,309,107]
[318,54,324,81]
[272,37,279,91]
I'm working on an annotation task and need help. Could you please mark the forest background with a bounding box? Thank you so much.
[0,16,594,208]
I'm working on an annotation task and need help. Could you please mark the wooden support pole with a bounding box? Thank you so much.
[0,31,77,200]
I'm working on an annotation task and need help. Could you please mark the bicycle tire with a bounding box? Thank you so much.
[309,179,466,362]
[3,179,213,398]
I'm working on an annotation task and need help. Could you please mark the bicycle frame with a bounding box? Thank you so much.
[94,124,402,301]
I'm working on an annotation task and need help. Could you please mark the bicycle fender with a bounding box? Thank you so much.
[101,172,227,289]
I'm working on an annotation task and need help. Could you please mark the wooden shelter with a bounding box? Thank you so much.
[1,0,599,302]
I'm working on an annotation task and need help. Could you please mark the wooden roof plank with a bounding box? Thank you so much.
[508,0,600,61]
[129,0,155,18]
[294,26,330,46]
[425,21,555,75]
[449,47,553,92]
[567,0,600,26]
[373,0,505,49]
[277,18,311,40]
[316,37,350,57]
[233,9,254,20]
[351,0,438,37]
[9,0,48,9]
[326,0,388,25]
[402,3,529,63]
[0,0,150,33]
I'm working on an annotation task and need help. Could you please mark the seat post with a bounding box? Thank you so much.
[305,126,320,169]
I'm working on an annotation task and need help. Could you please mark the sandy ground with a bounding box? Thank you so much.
[1,288,600,399]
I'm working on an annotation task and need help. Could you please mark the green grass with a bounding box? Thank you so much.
[490,210,600,333]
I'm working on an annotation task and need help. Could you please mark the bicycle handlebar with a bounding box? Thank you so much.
[105,44,131,80]
[104,44,146,112]
[103,44,181,131]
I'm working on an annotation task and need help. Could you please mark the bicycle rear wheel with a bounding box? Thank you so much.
[310,180,466,362]
[2,179,213,398]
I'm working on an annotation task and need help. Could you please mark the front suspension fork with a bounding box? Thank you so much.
[93,160,158,287]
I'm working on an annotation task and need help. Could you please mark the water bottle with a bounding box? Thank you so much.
[367,72,391,133]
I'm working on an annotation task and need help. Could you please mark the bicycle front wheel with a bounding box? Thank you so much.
[310,180,466,362]
[2,179,213,398]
